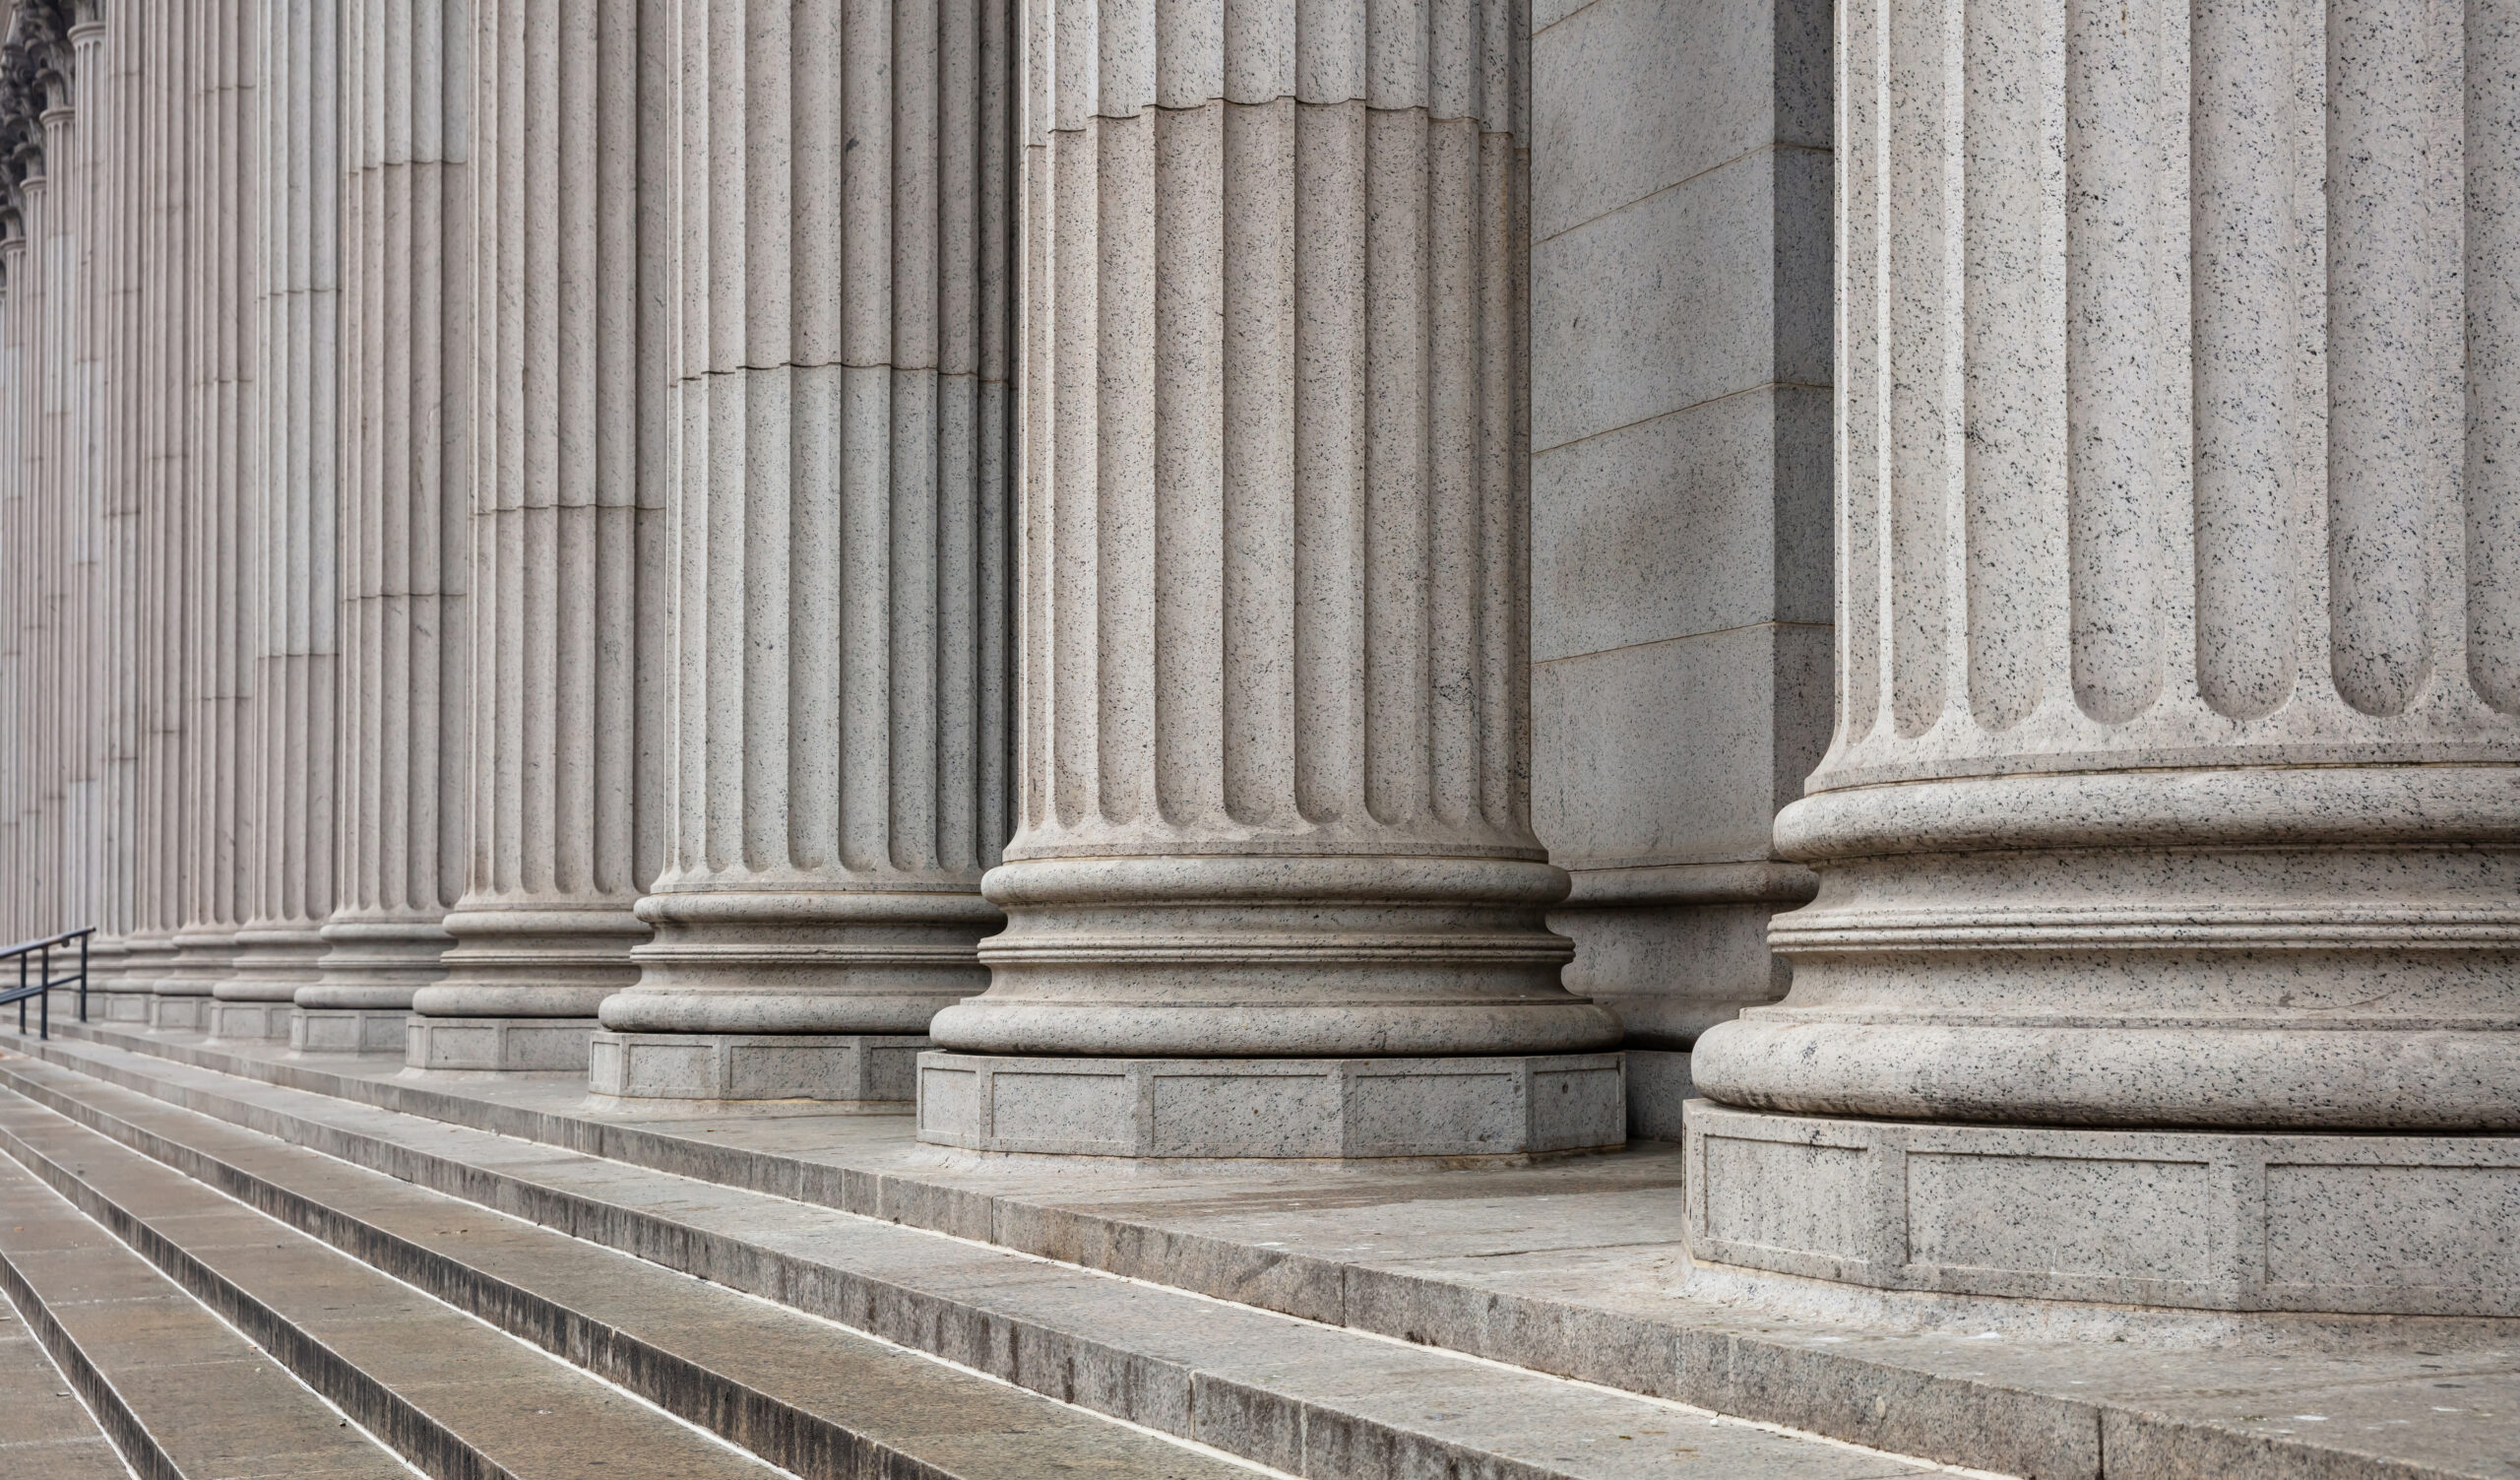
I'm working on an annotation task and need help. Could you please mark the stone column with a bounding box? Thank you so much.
[407,0,667,1073]
[116,7,193,1016]
[587,0,1014,1102]
[219,0,340,1040]
[1685,0,2520,1315]
[296,0,474,1053]
[90,6,143,1002]
[158,0,259,1033]
[0,159,27,952]
[918,0,1626,1159]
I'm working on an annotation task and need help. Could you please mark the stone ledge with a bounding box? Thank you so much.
[290,1007,408,1055]
[405,1016,598,1072]
[590,1031,925,1101]
[916,1051,1626,1158]
[1683,1099,2520,1317]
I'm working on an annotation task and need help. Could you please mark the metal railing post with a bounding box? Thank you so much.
[38,943,49,1040]
[16,953,25,1035]
[77,931,87,1022]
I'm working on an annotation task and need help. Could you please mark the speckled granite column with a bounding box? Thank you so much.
[588,0,1015,1102]
[116,8,192,1016]
[296,0,473,1054]
[155,0,260,1034]
[1684,0,2520,1314]
[917,0,1627,1158]
[407,0,668,1073]
[219,0,340,1042]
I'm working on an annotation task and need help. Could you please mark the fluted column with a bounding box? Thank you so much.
[918,0,1624,1158]
[156,0,259,1030]
[406,0,666,1073]
[297,0,474,1052]
[88,6,142,1002]
[588,0,1013,1102]
[118,6,194,1012]
[1683,0,2520,1313]
[219,0,340,1040]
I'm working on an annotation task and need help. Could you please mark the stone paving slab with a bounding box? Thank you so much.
[21,1025,2520,1479]
[0,1046,1950,1480]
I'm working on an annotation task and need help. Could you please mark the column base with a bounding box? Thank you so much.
[1680,1099,2520,1318]
[589,1031,927,1102]
[915,1052,1626,1158]
[96,990,155,1025]
[406,1016,599,1072]
[148,996,208,1031]
[288,1007,410,1055]
[207,1000,296,1042]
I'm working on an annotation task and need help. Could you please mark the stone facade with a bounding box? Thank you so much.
[0,0,2509,1323]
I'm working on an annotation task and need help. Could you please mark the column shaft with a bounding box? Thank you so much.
[158,0,260,1030]
[300,0,475,1051]
[408,0,668,1073]
[221,0,341,1040]
[589,0,1015,1101]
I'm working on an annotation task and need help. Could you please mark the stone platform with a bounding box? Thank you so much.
[405,1015,598,1071]
[917,1050,1627,1158]
[1684,1100,2520,1318]
[18,1020,2518,1480]
[589,1030,926,1101]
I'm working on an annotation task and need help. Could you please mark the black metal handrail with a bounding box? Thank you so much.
[0,927,92,1040]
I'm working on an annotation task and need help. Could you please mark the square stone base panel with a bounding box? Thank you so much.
[98,991,154,1025]
[916,1052,1627,1159]
[149,997,208,1031]
[1682,1099,2520,1318]
[406,1016,598,1072]
[588,1031,927,1101]
[290,1007,410,1055]
[207,1001,295,1042]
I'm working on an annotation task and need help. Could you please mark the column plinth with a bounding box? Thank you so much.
[1684,0,2520,1314]
[917,0,1623,1157]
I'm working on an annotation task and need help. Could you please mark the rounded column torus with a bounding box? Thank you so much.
[1683,0,2520,1316]
[157,0,260,1034]
[220,0,340,1040]
[408,0,669,1074]
[924,0,1621,1070]
[297,0,474,1054]
[591,0,1015,1102]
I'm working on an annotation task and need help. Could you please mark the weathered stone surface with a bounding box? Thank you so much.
[916,1051,1626,1158]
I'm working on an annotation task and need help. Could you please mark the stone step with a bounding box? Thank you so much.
[0,1096,834,1480]
[33,1024,2520,1480]
[0,1293,128,1480]
[0,1143,412,1479]
[0,1070,1281,1480]
[0,1044,1966,1480]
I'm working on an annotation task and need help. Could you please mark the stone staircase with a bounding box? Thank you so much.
[0,1026,2511,1480]
[0,1035,1980,1480]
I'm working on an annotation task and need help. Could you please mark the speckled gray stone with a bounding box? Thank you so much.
[590,1031,929,1103]
[918,1052,1626,1158]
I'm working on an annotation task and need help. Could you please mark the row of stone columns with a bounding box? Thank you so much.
[0,0,2506,1315]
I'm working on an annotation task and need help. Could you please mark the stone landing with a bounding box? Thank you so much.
[916,1052,1626,1158]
